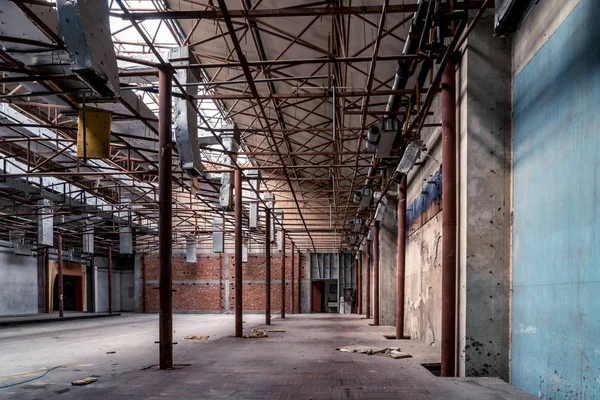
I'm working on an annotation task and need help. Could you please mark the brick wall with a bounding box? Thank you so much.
[139,253,302,313]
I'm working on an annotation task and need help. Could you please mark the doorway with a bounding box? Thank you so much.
[311,281,324,312]
[53,275,83,311]
[311,279,338,313]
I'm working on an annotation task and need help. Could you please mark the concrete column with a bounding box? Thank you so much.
[457,16,511,379]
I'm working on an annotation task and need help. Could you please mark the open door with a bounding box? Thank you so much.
[311,281,323,313]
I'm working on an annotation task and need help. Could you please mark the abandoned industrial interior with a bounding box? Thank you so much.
[0,0,596,399]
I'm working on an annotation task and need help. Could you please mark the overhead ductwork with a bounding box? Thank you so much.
[366,118,401,158]
[212,217,224,253]
[37,199,53,247]
[56,0,121,97]
[385,0,429,113]
[353,187,373,209]
[186,238,197,263]
[169,46,205,177]
[348,217,365,233]
[494,0,537,37]
[247,169,261,230]
[219,125,240,210]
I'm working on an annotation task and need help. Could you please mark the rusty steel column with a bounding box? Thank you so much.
[234,168,243,337]
[141,255,146,313]
[365,240,371,319]
[297,251,301,314]
[265,208,271,325]
[441,59,457,377]
[373,223,380,326]
[281,230,286,319]
[57,233,64,318]
[158,64,173,370]
[396,176,407,339]
[357,250,362,315]
[291,241,295,314]
[108,246,113,314]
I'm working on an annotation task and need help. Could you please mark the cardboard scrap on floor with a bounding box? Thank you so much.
[243,328,268,339]
[336,345,412,359]
[71,377,98,386]
[184,335,209,340]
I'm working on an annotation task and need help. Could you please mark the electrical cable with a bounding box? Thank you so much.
[0,365,63,389]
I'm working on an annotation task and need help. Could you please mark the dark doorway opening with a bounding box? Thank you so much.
[311,281,324,313]
[53,275,83,311]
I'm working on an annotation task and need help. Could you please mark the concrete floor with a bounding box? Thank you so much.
[0,313,536,399]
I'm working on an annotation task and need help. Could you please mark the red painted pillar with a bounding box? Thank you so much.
[365,240,371,319]
[234,168,243,337]
[357,251,363,315]
[291,242,295,314]
[297,251,301,314]
[57,233,64,318]
[281,230,286,319]
[373,223,380,326]
[265,208,271,325]
[108,246,113,314]
[441,59,457,377]
[396,176,407,339]
[158,64,173,370]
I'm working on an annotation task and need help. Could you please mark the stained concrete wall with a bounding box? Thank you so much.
[404,91,444,347]
[405,212,442,346]
[0,249,38,315]
[511,0,600,397]
[379,197,398,326]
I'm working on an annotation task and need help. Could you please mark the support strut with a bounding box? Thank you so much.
[396,176,407,339]
[365,240,371,320]
[57,233,64,318]
[373,223,380,326]
[234,168,243,337]
[281,230,286,319]
[158,64,173,370]
[265,208,271,325]
[441,60,457,377]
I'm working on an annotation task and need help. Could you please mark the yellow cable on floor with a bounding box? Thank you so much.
[0,360,83,379]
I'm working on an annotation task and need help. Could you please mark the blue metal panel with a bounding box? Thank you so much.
[513,1,600,398]
[406,167,442,226]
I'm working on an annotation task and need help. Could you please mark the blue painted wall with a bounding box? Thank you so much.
[513,0,600,398]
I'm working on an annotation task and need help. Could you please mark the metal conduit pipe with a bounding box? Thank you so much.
[385,0,429,113]
[361,0,428,189]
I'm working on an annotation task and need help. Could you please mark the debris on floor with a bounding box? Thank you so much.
[71,377,98,386]
[243,328,268,338]
[336,345,412,359]
[184,335,209,340]
[105,351,116,354]
[266,329,285,333]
